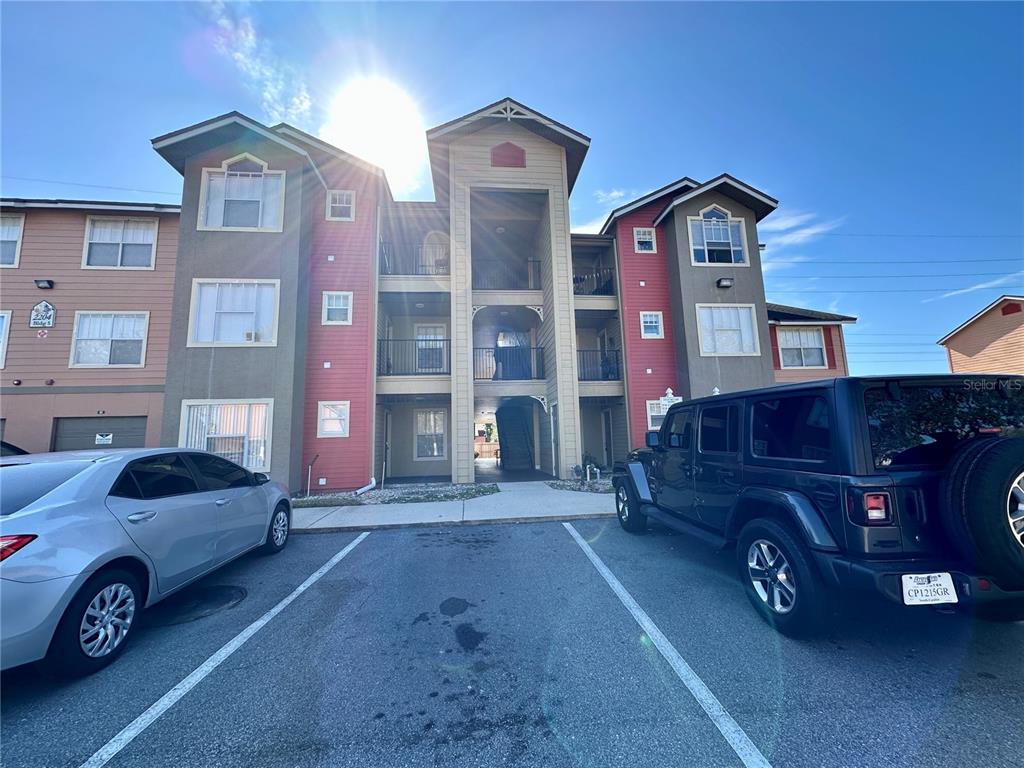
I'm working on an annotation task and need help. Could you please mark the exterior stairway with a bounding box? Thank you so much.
[495,405,534,471]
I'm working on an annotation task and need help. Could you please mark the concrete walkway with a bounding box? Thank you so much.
[291,481,614,532]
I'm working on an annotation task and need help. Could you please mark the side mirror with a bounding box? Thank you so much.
[253,472,271,485]
[645,431,661,448]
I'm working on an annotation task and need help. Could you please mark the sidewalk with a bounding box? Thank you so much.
[292,481,614,532]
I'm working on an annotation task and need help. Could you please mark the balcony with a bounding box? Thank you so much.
[577,349,622,381]
[379,243,450,276]
[472,259,542,291]
[474,347,545,381]
[573,267,616,296]
[377,339,451,376]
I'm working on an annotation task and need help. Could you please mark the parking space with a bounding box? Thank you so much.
[3,520,1022,768]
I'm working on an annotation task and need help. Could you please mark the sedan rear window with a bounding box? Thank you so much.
[0,462,90,515]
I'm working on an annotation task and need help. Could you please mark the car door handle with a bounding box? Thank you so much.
[215,498,231,507]
[127,510,157,523]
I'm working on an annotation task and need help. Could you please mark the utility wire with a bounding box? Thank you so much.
[766,272,1014,279]
[1,176,180,198]
[764,257,1021,263]
[768,286,1024,293]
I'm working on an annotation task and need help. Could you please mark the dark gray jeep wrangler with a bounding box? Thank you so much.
[612,375,1024,636]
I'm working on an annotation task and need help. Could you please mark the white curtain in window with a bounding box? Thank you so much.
[204,172,226,227]
[260,173,283,228]
[700,306,756,354]
[121,220,156,244]
[0,215,22,241]
[182,402,270,470]
[225,173,262,201]
[90,219,124,243]
[193,283,276,343]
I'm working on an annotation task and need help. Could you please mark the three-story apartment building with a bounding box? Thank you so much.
[0,97,855,490]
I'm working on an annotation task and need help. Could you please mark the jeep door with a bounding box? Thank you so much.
[657,407,697,520]
[694,403,742,531]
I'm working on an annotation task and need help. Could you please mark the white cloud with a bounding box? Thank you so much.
[758,210,817,233]
[593,189,627,205]
[206,1,311,124]
[572,214,609,234]
[761,253,811,274]
[922,270,1024,302]
[764,218,844,250]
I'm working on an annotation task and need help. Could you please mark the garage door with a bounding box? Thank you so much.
[51,417,148,451]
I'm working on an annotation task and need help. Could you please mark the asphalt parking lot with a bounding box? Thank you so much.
[3,518,1022,768]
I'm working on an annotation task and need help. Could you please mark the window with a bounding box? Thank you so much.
[665,409,693,450]
[326,190,355,221]
[70,312,148,367]
[699,405,739,453]
[321,291,353,325]
[752,396,832,461]
[688,206,746,265]
[199,155,285,231]
[415,409,447,460]
[1,213,24,267]
[778,327,826,368]
[696,304,759,356]
[646,400,667,430]
[0,310,9,368]
[116,455,200,500]
[640,311,664,339]
[633,227,657,253]
[83,217,157,269]
[317,401,350,438]
[415,324,446,372]
[180,400,272,471]
[188,453,253,489]
[189,280,279,346]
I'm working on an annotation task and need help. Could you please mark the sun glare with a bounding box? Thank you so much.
[319,77,429,198]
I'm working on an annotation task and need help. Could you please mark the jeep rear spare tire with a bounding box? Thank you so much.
[942,437,1024,590]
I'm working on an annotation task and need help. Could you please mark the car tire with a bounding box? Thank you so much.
[942,437,1024,590]
[736,518,833,637]
[614,480,647,533]
[47,569,142,677]
[260,503,291,555]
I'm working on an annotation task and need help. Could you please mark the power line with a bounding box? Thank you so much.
[810,233,1021,239]
[769,286,1024,293]
[1,176,180,198]
[764,257,1021,264]
[766,272,1014,279]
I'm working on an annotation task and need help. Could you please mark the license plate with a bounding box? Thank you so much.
[901,572,959,605]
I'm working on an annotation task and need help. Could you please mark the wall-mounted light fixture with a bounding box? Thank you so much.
[495,226,506,234]
[34,279,55,289]
[716,277,735,289]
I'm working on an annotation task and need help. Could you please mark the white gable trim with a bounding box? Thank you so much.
[653,177,778,226]
[937,295,1024,345]
[597,178,700,234]
[427,99,591,147]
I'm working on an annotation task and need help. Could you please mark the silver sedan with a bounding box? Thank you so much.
[0,448,291,676]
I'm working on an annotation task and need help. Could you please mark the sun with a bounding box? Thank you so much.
[319,77,429,198]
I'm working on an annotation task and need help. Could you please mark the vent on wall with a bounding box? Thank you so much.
[1001,302,1022,316]
[491,142,526,168]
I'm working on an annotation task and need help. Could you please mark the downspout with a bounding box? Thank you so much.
[354,477,376,496]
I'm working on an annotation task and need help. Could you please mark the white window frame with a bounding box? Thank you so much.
[317,401,351,438]
[646,400,666,430]
[777,326,828,369]
[196,153,286,233]
[80,216,159,270]
[686,205,750,267]
[413,408,448,461]
[639,311,665,340]
[325,190,355,222]
[68,311,150,368]
[186,278,281,348]
[695,303,761,357]
[633,226,657,254]
[178,398,274,472]
[321,291,353,326]
[0,213,25,269]
[0,310,11,368]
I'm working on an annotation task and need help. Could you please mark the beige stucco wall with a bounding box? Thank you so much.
[944,302,1024,374]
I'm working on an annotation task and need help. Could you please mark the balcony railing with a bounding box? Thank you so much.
[472,259,542,291]
[377,339,451,375]
[577,349,622,381]
[573,266,616,296]
[474,347,545,380]
[379,243,450,276]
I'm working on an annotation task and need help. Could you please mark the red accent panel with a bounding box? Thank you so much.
[1001,302,1022,316]
[769,326,781,369]
[490,142,526,168]
[824,326,837,369]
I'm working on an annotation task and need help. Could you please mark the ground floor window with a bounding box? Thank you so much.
[696,304,759,356]
[778,327,826,368]
[318,401,350,438]
[180,399,272,471]
[646,400,667,430]
[414,408,447,460]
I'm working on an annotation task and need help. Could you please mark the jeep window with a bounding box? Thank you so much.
[864,381,1024,469]
[752,396,831,461]
[665,409,693,450]
[699,404,739,453]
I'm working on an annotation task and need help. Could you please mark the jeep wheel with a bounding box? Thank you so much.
[737,519,832,637]
[614,481,646,533]
[942,437,1024,590]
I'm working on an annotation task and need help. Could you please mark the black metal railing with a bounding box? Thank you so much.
[577,349,622,381]
[573,266,616,296]
[378,243,450,276]
[472,259,542,290]
[473,347,545,380]
[377,339,451,375]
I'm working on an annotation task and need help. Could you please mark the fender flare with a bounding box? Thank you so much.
[727,486,840,552]
[615,461,654,504]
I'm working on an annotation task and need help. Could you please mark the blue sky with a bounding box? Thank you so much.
[2,1,1022,374]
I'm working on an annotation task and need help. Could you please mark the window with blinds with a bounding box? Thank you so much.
[1,214,24,267]
[414,409,447,460]
[778,327,827,368]
[689,207,746,265]
[180,400,272,471]
[200,156,285,231]
[697,304,759,356]
[189,280,279,346]
[84,217,157,269]
[71,312,148,367]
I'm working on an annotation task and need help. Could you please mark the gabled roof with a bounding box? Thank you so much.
[937,295,1024,345]
[1,198,180,213]
[425,98,591,199]
[269,123,392,197]
[653,173,779,225]
[597,175,700,235]
[766,303,857,324]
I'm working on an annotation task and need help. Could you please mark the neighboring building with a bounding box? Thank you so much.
[938,295,1024,374]
[0,199,179,453]
[0,96,855,488]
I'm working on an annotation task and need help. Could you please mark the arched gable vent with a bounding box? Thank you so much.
[490,142,526,168]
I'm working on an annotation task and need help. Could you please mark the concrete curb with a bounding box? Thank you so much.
[292,511,616,534]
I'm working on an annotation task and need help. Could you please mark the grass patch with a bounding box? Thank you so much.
[293,483,500,508]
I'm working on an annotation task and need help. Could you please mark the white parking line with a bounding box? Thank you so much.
[79,532,371,768]
[563,522,772,768]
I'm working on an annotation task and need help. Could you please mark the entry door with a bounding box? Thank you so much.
[601,409,614,468]
[657,408,697,520]
[693,404,742,531]
[415,324,446,373]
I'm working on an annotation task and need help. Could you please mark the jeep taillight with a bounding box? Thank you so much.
[847,489,893,526]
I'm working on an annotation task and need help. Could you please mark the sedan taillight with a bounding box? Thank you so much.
[0,535,37,562]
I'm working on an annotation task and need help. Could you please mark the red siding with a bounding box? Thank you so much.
[824,326,837,369]
[614,202,680,448]
[301,167,379,491]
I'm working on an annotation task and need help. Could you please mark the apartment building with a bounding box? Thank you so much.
[0,97,855,489]
[938,295,1024,374]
